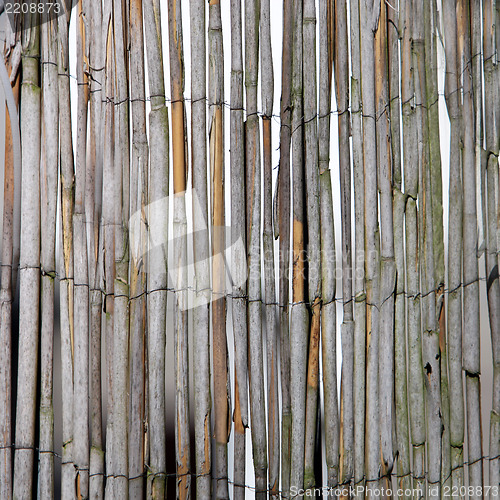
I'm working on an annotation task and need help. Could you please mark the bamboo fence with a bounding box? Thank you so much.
[0,1,499,499]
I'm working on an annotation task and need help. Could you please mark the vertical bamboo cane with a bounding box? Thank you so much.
[319,0,339,489]
[290,0,308,492]
[443,0,465,493]
[244,0,267,496]
[58,5,76,496]
[112,0,131,493]
[458,1,484,492]
[0,31,20,499]
[359,0,381,492]
[349,0,366,490]
[260,0,278,494]
[12,12,41,499]
[168,1,191,497]
[334,0,354,488]
[278,0,293,494]
[230,0,248,497]
[39,13,59,499]
[483,0,500,487]
[401,0,426,492]
[143,0,168,496]
[189,0,212,497]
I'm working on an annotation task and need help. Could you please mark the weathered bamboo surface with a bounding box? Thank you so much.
[0,1,499,498]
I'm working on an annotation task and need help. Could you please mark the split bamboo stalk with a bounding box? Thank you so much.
[413,1,443,493]
[0,31,20,499]
[319,0,339,489]
[112,0,131,493]
[375,2,396,483]
[401,0,426,492]
[290,0,308,491]
[128,0,149,494]
[334,0,354,488]
[168,1,191,497]
[387,2,411,495]
[12,13,41,499]
[230,0,248,496]
[359,0,381,491]
[443,0,465,492]
[483,0,500,487]
[88,2,105,497]
[348,0,366,489]
[260,0,278,494]
[303,0,321,490]
[244,0,267,496]
[57,5,76,496]
[458,0,484,492]
[277,0,293,494]
[39,13,59,499]
[143,0,168,496]
[189,0,212,497]
[73,0,91,494]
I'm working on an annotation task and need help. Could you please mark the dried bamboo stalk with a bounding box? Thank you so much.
[359,0,381,492]
[0,33,20,499]
[143,0,168,497]
[443,0,465,492]
[401,0,426,492]
[348,0,366,490]
[244,0,267,496]
[483,0,500,487]
[189,0,212,497]
[334,0,354,488]
[12,14,41,499]
[168,2,191,497]
[39,13,59,499]
[230,0,248,496]
[278,0,293,495]
[290,0,308,492]
[388,2,411,495]
[303,0,321,490]
[458,1,483,492]
[112,0,131,493]
[57,6,76,496]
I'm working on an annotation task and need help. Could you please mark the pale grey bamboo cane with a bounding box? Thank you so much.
[401,1,426,491]
[349,0,366,489]
[12,16,41,499]
[208,1,230,497]
[359,0,381,492]
[319,0,339,489]
[112,0,131,492]
[278,0,293,494]
[168,1,191,497]
[143,0,168,496]
[0,43,19,500]
[72,2,91,494]
[39,15,59,499]
[303,0,321,490]
[244,0,267,496]
[128,0,149,495]
[290,0,308,492]
[483,0,500,487]
[260,0,278,493]
[443,0,465,493]
[57,6,76,496]
[458,1,483,492]
[374,4,396,483]
[230,0,248,496]
[88,2,104,496]
[189,1,212,497]
[388,3,411,495]
[334,0,354,487]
